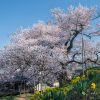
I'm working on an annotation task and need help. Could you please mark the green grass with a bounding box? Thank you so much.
[0,96,16,100]
[0,93,33,100]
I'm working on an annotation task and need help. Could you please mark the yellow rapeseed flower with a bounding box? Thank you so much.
[96,70,100,73]
[76,76,80,80]
[81,75,85,80]
[91,82,96,89]
[71,76,80,84]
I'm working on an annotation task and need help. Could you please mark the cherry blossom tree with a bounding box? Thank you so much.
[52,5,100,64]
[0,5,100,87]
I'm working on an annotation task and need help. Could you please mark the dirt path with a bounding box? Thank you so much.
[16,94,32,100]
[16,96,27,100]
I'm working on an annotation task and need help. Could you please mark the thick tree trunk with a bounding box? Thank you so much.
[57,72,68,87]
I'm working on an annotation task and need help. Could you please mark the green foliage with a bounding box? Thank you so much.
[42,86,73,100]
[29,86,73,100]
[68,67,100,100]
[28,90,43,100]
[0,96,15,100]
[29,67,100,100]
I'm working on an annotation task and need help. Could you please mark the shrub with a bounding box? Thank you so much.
[29,90,43,100]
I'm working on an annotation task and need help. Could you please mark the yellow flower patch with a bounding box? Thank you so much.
[91,82,96,89]
[71,76,80,84]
